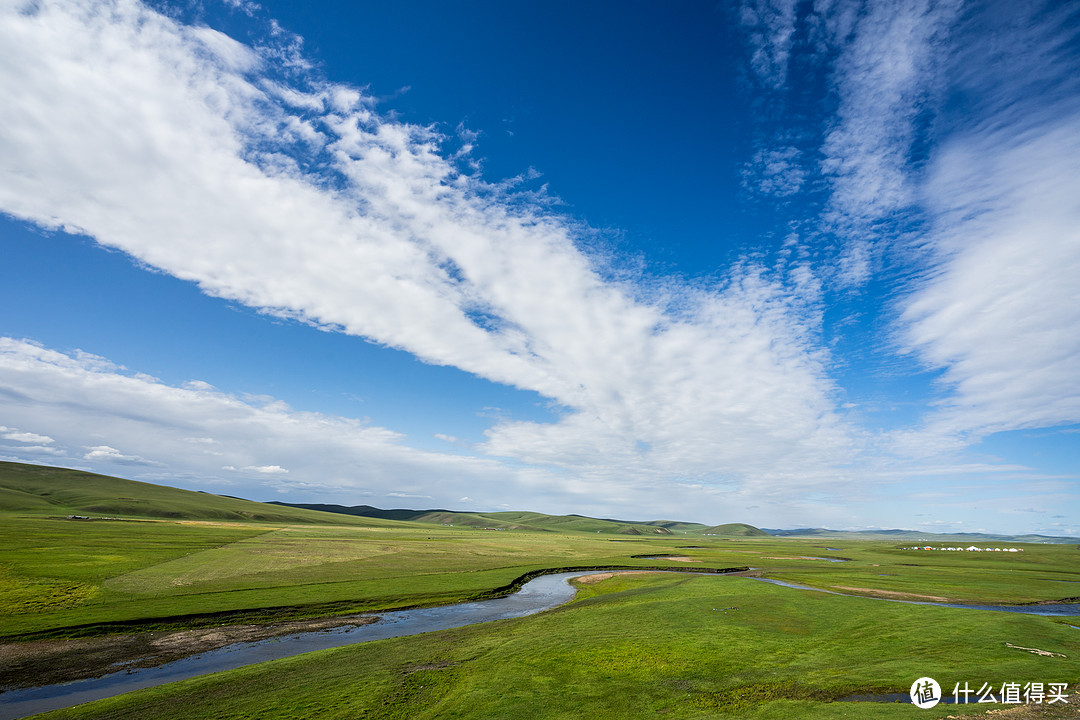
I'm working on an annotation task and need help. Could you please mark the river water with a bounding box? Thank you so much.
[752,577,1080,616]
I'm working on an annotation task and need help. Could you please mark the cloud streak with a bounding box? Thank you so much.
[896,0,1080,446]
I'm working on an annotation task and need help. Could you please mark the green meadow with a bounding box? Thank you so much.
[24,573,1080,720]
[2,462,1078,718]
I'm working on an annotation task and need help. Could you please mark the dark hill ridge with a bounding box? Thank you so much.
[269,502,770,537]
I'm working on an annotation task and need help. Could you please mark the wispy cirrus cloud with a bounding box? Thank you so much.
[737,0,961,287]
[891,1,1080,448]
[819,0,960,231]
[900,118,1080,445]
[737,0,1080,464]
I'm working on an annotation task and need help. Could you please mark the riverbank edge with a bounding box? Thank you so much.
[0,565,750,644]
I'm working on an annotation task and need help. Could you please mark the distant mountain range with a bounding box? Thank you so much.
[761,527,1078,544]
[1,461,1073,543]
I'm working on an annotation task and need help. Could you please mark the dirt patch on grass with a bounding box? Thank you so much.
[0,614,379,691]
[943,688,1080,718]
[830,585,950,602]
[574,571,666,585]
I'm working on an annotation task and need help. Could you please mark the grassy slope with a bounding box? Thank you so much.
[0,462,383,525]
[3,513,1078,640]
[2,463,768,637]
[32,572,1080,720]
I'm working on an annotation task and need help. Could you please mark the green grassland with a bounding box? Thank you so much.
[29,572,1080,719]
[3,462,1079,718]
[2,462,1078,639]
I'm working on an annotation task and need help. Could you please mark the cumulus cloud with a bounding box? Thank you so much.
[240,464,289,475]
[0,424,65,457]
[83,445,158,465]
[1,426,56,445]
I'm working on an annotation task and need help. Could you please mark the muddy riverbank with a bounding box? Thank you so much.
[0,614,379,691]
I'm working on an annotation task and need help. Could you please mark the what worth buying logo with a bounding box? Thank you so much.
[910,677,941,708]
[910,677,1071,708]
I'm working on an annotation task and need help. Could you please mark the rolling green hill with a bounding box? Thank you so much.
[270,502,768,537]
[0,462,375,525]
[702,522,771,537]
[269,503,683,534]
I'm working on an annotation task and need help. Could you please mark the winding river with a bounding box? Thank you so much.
[0,572,594,720]
[2,570,1077,719]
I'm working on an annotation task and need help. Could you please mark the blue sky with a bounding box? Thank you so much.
[1,0,1078,535]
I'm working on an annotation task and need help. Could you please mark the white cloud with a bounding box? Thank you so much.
[4,0,1071,534]
[739,0,799,89]
[900,116,1080,442]
[242,464,289,475]
[738,0,961,288]
[0,337,550,505]
[893,2,1080,448]
[83,445,158,465]
[6,445,65,456]
[0,426,55,444]
[819,0,959,228]
[0,0,863,504]
[0,337,876,523]
[745,146,805,197]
